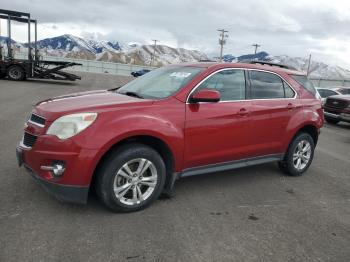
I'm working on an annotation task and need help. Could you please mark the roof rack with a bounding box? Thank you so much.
[240,60,297,70]
[198,59,215,62]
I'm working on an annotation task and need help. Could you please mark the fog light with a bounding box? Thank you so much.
[41,162,65,177]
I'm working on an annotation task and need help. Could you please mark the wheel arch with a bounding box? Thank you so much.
[295,124,319,145]
[90,134,176,194]
[285,124,319,155]
[6,63,26,72]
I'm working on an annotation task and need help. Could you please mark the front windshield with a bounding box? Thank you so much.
[118,66,204,99]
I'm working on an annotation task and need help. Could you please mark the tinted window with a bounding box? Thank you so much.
[339,88,350,95]
[317,89,326,98]
[284,82,295,98]
[318,89,338,98]
[197,69,245,101]
[250,71,284,99]
[291,75,316,96]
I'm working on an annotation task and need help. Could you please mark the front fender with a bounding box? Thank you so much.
[81,111,185,182]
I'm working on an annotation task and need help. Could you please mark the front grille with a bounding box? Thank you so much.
[29,113,46,126]
[325,98,349,109]
[22,132,37,148]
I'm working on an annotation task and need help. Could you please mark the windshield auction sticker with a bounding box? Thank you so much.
[169,72,192,78]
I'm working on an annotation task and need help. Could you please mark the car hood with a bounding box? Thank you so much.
[328,94,350,101]
[34,90,153,120]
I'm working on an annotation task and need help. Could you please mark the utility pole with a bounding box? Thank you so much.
[0,20,2,60]
[307,54,312,76]
[151,39,158,66]
[218,29,228,62]
[252,43,261,55]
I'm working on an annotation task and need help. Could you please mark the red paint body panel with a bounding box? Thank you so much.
[19,62,323,200]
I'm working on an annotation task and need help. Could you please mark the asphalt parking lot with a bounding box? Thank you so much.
[0,72,349,262]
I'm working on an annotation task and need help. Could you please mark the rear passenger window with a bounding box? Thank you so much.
[250,71,284,99]
[284,82,295,98]
[291,75,316,96]
[197,69,246,101]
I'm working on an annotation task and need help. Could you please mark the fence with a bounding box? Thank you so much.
[3,50,350,85]
[4,51,156,76]
[309,78,350,88]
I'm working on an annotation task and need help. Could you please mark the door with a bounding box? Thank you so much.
[246,70,300,156]
[184,69,251,169]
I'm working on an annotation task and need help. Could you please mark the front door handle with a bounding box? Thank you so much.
[238,108,249,116]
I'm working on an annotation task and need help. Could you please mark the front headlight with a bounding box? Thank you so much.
[47,113,97,139]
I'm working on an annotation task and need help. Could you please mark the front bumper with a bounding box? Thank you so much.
[16,147,89,204]
[324,111,350,123]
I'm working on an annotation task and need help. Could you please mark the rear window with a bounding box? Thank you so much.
[339,88,350,95]
[291,75,316,96]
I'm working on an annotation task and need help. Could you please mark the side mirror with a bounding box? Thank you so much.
[190,89,220,103]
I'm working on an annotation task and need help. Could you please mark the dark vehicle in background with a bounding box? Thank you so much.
[131,69,151,77]
[323,95,350,124]
[334,87,350,95]
[316,87,341,105]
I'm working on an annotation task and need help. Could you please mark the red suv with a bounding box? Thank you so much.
[16,61,324,212]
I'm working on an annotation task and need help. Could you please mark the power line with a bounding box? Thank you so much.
[217,29,228,62]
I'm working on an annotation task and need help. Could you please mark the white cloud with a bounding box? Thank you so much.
[1,0,350,68]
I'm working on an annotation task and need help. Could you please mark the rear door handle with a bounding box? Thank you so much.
[287,103,294,110]
[238,108,249,116]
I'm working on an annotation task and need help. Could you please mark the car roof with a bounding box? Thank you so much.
[178,62,305,76]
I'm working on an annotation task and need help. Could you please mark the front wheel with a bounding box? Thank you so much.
[96,143,166,212]
[278,133,315,176]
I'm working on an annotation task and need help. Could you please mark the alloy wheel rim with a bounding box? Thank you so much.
[293,140,311,170]
[113,158,158,206]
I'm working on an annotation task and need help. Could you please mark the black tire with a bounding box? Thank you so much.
[278,133,315,176]
[0,72,6,79]
[96,143,166,212]
[7,65,25,81]
[325,117,340,125]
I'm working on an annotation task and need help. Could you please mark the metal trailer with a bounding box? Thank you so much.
[0,9,81,81]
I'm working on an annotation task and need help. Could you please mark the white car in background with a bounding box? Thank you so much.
[316,87,342,105]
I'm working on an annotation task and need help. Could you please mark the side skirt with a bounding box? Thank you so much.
[179,154,284,178]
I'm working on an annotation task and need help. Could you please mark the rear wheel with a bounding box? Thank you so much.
[325,117,340,125]
[278,133,315,176]
[96,143,166,212]
[7,65,25,81]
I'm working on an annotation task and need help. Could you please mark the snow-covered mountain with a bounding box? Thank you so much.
[34,34,121,53]
[30,34,207,66]
[1,34,350,78]
[223,51,350,79]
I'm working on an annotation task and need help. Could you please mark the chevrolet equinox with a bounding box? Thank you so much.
[16,61,324,212]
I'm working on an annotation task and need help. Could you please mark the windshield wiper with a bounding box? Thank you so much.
[108,86,121,92]
[119,91,144,99]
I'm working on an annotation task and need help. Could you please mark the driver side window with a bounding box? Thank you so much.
[197,69,246,101]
